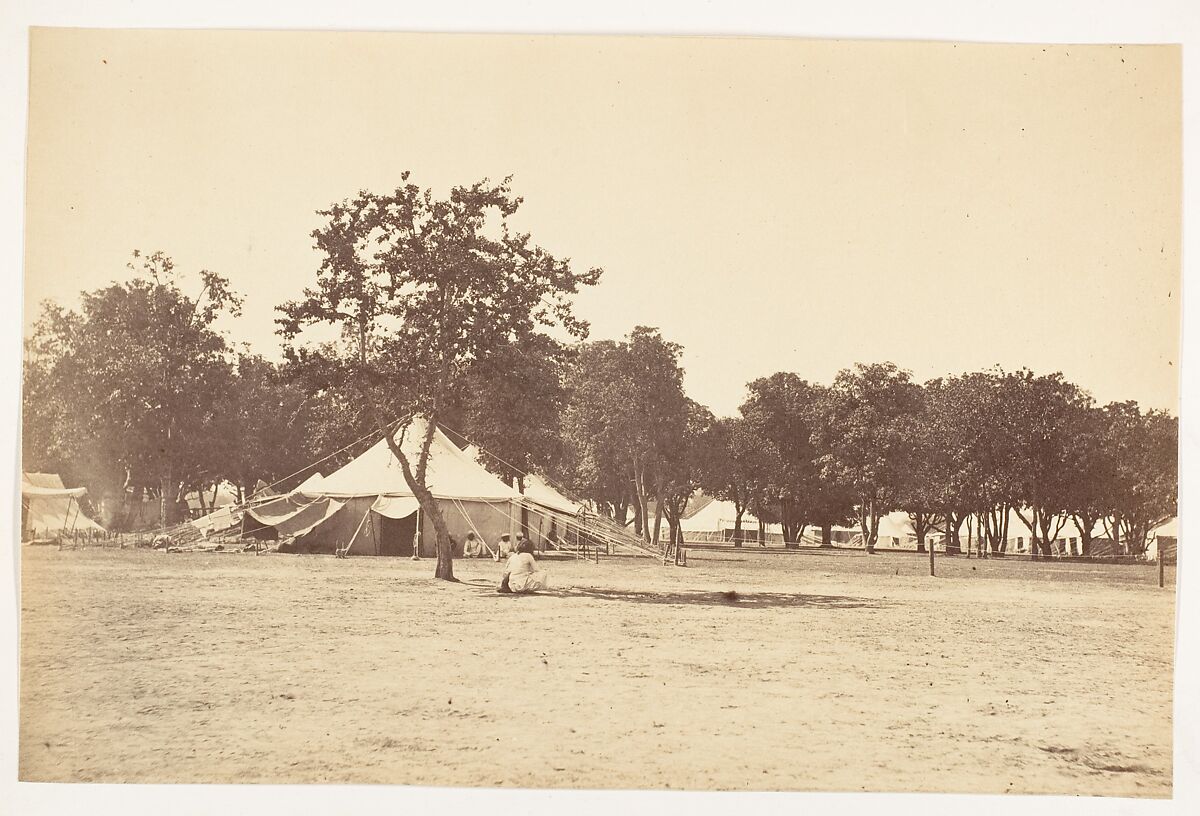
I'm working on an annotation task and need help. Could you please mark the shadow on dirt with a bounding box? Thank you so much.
[562,587,883,609]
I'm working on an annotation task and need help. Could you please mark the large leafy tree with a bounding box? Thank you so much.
[894,383,945,553]
[739,373,819,547]
[560,327,690,548]
[23,251,240,528]
[278,174,600,580]
[817,362,922,553]
[560,340,637,524]
[694,416,774,547]
[1005,370,1093,558]
[740,374,856,548]
[459,334,572,488]
[660,400,716,556]
[954,370,1026,556]
[214,353,318,500]
[1060,403,1115,556]
[1102,401,1178,556]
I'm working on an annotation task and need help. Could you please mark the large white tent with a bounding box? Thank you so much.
[244,417,524,556]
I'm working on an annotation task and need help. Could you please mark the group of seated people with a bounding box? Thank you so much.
[461,530,549,594]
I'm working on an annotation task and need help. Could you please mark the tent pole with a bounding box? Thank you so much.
[412,506,421,560]
[1159,538,1165,588]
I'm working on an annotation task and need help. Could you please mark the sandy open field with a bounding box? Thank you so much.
[18,545,1175,795]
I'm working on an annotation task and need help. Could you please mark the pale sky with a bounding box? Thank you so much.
[23,30,1181,417]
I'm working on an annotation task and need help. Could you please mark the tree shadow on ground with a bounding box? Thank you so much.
[561,587,883,609]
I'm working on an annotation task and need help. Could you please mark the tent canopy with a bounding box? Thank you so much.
[21,473,105,536]
[302,416,519,502]
[679,495,761,532]
[185,481,239,512]
[521,473,580,515]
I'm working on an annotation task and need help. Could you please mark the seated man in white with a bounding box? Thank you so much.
[463,531,486,558]
[498,540,549,593]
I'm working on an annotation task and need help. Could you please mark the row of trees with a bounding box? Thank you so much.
[23,175,1179,579]
[560,351,1177,560]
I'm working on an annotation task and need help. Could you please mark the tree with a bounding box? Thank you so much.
[1060,403,1114,556]
[739,374,854,548]
[660,400,716,558]
[279,175,600,580]
[817,363,922,553]
[459,335,572,487]
[695,416,774,547]
[560,341,636,525]
[23,251,240,529]
[560,327,690,549]
[1102,402,1178,556]
[914,370,1027,558]
[214,353,318,499]
[894,384,943,553]
[1006,371,1093,558]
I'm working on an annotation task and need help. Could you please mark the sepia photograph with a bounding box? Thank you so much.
[3,3,1195,814]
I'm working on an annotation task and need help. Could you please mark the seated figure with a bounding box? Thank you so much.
[499,540,549,594]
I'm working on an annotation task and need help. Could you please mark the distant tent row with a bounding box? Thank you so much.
[238,417,583,557]
[675,496,1177,559]
[20,473,105,540]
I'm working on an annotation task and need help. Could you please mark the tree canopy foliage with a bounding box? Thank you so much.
[21,182,1177,567]
[277,174,601,579]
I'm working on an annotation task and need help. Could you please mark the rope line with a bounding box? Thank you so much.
[338,502,375,558]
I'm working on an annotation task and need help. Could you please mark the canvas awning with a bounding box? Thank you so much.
[191,505,244,536]
[21,485,87,498]
[245,495,346,538]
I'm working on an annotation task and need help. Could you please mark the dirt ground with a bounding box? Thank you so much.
[18,545,1175,795]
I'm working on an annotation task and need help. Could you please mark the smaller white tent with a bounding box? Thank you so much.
[21,473,105,539]
[185,481,239,515]
[677,495,771,542]
[521,473,581,515]
[679,497,757,532]
[1146,517,1178,562]
[295,471,326,493]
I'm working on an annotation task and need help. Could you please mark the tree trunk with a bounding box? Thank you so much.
[1072,513,1096,556]
[860,496,879,553]
[650,481,665,550]
[912,511,929,553]
[159,473,171,528]
[517,475,529,539]
[385,417,456,581]
[733,507,744,548]
[944,510,963,556]
[821,523,833,548]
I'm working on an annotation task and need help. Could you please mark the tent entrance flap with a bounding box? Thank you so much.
[378,513,416,556]
[370,496,420,519]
